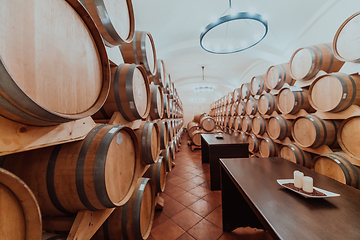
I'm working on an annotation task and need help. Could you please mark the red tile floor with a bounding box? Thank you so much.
[149,134,273,240]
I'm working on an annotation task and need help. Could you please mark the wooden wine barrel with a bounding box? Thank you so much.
[280,143,314,168]
[81,0,135,47]
[237,100,246,116]
[167,120,175,141]
[252,116,267,136]
[337,116,360,161]
[93,64,150,121]
[258,93,278,115]
[277,88,314,115]
[246,96,258,115]
[227,91,234,105]
[238,131,248,142]
[0,125,139,216]
[194,113,207,123]
[144,156,166,193]
[161,146,172,172]
[153,59,166,87]
[0,0,110,126]
[259,137,279,157]
[242,115,252,133]
[93,177,155,240]
[233,88,241,102]
[267,115,292,140]
[233,116,242,131]
[313,151,359,189]
[265,63,295,90]
[170,140,176,160]
[292,115,339,148]
[163,94,171,118]
[228,117,235,130]
[149,83,164,120]
[240,83,252,99]
[309,73,360,113]
[248,133,259,153]
[289,43,344,80]
[200,116,216,132]
[333,11,360,63]
[0,168,42,240]
[189,129,204,146]
[120,31,157,76]
[134,121,160,165]
[229,102,237,116]
[154,119,169,149]
[250,74,269,95]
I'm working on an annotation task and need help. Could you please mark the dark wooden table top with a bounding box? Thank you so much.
[220,157,360,240]
[201,133,244,146]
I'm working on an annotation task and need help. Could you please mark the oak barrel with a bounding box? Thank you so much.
[0,168,42,240]
[292,115,339,148]
[149,83,164,120]
[240,83,252,99]
[93,64,150,121]
[313,151,359,189]
[0,0,110,126]
[250,74,269,95]
[309,73,360,113]
[337,115,360,161]
[236,100,246,116]
[143,156,166,193]
[81,0,135,47]
[248,133,259,153]
[333,11,360,63]
[280,143,314,168]
[153,59,166,87]
[277,88,314,115]
[155,119,169,149]
[233,116,242,131]
[267,115,292,140]
[163,94,171,119]
[200,116,216,132]
[259,137,279,157]
[189,129,204,146]
[289,43,344,80]
[265,63,295,90]
[252,115,267,136]
[258,93,278,115]
[120,31,157,76]
[134,121,160,165]
[161,147,172,172]
[246,96,258,115]
[238,131,248,142]
[242,115,252,133]
[0,125,139,216]
[233,88,241,102]
[170,140,176,160]
[93,177,155,240]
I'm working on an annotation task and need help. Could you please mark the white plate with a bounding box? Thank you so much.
[277,179,340,198]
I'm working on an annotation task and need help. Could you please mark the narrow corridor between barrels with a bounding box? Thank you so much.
[149,134,272,240]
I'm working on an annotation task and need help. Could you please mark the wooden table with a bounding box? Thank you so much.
[220,157,360,240]
[201,133,248,191]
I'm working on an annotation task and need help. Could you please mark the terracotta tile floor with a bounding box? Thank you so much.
[150,134,273,240]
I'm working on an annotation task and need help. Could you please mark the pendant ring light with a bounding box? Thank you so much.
[200,0,268,54]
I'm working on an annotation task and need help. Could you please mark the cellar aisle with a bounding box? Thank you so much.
[149,134,273,240]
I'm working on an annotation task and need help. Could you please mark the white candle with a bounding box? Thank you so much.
[302,176,313,193]
[294,170,304,188]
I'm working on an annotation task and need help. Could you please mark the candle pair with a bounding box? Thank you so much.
[294,170,313,193]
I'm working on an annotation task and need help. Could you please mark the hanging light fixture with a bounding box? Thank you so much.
[193,66,215,93]
[200,0,268,54]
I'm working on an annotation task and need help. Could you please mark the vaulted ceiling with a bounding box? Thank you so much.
[132,0,360,122]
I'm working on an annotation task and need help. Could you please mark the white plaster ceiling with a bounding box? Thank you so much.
[131,0,360,122]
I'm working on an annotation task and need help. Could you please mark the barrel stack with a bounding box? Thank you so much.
[0,0,184,239]
[210,11,360,189]
[187,113,220,149]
